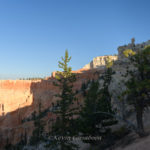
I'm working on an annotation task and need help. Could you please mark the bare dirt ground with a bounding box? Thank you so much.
[111,122,150,150]
[115,134,150,150]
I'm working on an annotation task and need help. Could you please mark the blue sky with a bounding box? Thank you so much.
[0,0,150,79]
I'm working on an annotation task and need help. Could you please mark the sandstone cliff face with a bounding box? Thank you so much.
[0,79,59,148]
[0,80,33,116]
[0,69,101,149]
[83,55,118,69]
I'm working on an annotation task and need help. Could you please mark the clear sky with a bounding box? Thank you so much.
[0,0,150,79]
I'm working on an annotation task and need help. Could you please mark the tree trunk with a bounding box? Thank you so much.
[136,108,145,137]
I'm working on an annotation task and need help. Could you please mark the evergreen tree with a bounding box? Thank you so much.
[81,82,87,96]
[78,68,117,144]
[49,50,79,150]
[30,102,45,147]
[124,46,150,136]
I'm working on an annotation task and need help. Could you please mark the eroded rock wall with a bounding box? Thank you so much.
[83,55,118,69]
[0,80,33,116]
[0,69,101,149]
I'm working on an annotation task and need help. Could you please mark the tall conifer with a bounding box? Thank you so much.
[49,50,78,150]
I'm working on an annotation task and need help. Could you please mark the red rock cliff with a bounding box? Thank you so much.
[0,68,102,149]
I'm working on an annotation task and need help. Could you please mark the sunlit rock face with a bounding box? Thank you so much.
[0,80,33,116]
[83,55,118,69]
[0,79,59,148]
[0,69,101,149]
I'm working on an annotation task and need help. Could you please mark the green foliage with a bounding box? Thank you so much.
[81,82,86,91]
[79,81,102,143]
[49,50,79,150]
[56,50,73,80]
[124,46,150,136]
[81,81,89,96]
[106,57,114,68]
[106,61,113,68]
[30,103,45,146]
[144,45,150,49]
[78,68,117,144]
[123,49,136,58]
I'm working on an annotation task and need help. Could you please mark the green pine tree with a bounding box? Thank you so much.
[124,46,150,137]
[30,102,45,147]
[78,68,117,144]
[49,50,79,150]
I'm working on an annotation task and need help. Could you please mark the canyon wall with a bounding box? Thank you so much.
[0,69,101,149]
[83,55,118,69]
[0,79,59,148]
[0,80,33,116]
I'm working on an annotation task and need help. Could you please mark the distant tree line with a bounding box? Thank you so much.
[19,77,44,80]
